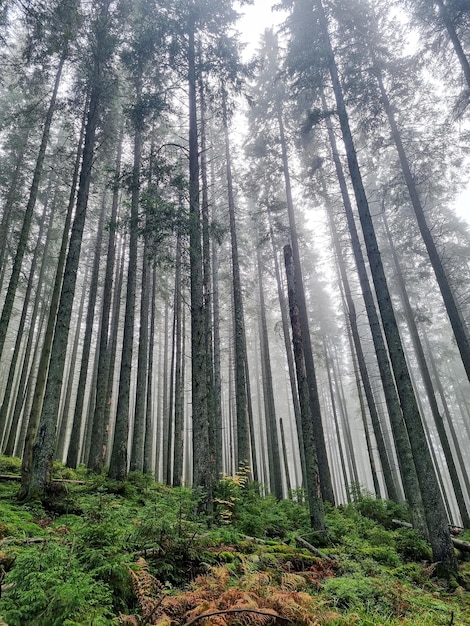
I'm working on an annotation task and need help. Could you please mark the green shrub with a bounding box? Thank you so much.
[0,542,114,625]
[394,528,432,561]
[0,455,21,475]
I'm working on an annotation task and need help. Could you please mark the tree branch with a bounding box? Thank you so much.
[183,608,292,626]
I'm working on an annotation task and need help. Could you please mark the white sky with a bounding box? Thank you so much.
[237,0,281,60]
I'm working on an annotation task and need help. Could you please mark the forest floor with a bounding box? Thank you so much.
[0,455,469,626]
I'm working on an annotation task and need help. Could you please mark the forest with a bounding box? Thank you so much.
[0,0,470,623]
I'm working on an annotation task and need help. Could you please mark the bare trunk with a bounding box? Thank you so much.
[382,212,470,527]
[86,129,123,472]
[108,99,142,481]
[277,103,334,504]
[284,243,325,532]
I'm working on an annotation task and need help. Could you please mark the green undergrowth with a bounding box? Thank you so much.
[0,456,468,625]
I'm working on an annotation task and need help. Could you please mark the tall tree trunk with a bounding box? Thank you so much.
[199,64,217,487]
[222,89,250,472]
[0,136,29,282]
[173,231,185,486]
[267,207,306,487]
[210,205,223,479]
[143,264,157,475]
[330,342,360,487]
[325,341,350,502]
[54,266,89,461]
[434,0,470,88]
[162,300,170,482]
[98,232,126,467]
[276,102,334,504]
[188,14,210,499]
[323,92,425,529]
[382,212,470,527]
[284,243,325,532]
[423,328,470,495]
[86,129,123,472]
[66,195,106,466]
[279,418,292,498]
[209,153,223,479]
[315,0,455,570]
[324,183,397,500]
[256,242,283,499]
[18,92,88,497]
[0,54,65,362]
[24,2,111,497]
[13,301,48,458]
[130,239,150,473]
[108,81,143,481]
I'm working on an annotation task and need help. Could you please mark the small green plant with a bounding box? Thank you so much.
[0,541,114,625]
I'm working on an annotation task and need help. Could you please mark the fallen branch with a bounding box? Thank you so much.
[392,519,470,553]
[0,475,85,485]
[0,537,46,546]
[183,608,292,626]
[294,535,332,561]
[450,538,470,553]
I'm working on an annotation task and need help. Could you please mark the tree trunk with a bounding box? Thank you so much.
[66,194,106,466]
[199,65,216,488]
[323,91,425,530]
[277,102,334,504]
[279,418,292,498]
[423,328,470,489]
[0,177,56,448]
[86,128,123,472]
[434,0,470,88]
[315,0,455,570]
[173,230,185,486]
[222,90,250,472]
[284,243,325,532]
[188,14,210,499]
[54,267,89,461]
[0,135,29,282]
[323,177,397,500]
[256,242,283,499]
[144,264,157,474]
[382,211,470,527]
[267,206,307,488]
[130,238,150,473]
[108,87,143,481]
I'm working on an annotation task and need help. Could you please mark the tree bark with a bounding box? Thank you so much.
[188,14,210,499]
[130,242,150,473]
[284,243,325,532]
[277,102,334,504]
[65,194,106,466]
[323,91,425,530]
[256,242,283,499]
[222,89,250,472]
[382,211,470,527]
[86,127,123,472]
[108,86,143,481]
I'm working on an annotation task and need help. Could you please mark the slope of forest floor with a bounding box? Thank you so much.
[0,455,469,626]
